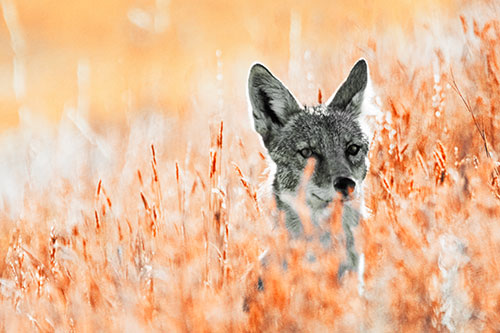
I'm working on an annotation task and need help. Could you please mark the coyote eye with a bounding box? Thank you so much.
[299,148,313,158]
[346,144,360,156]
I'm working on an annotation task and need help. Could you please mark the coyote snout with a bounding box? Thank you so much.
[334,177,356,199]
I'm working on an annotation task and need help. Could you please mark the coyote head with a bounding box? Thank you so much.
[248,59,372,235]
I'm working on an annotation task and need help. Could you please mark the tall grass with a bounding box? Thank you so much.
[0,0,500,331]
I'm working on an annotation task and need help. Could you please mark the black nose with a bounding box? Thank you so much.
[334,177,356,197]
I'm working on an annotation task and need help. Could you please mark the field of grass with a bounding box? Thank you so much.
[1,0,500,331]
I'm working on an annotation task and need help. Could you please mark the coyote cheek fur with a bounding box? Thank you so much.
[248,59,372,277]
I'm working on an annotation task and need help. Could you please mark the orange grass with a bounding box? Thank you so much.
[1,1,500,332]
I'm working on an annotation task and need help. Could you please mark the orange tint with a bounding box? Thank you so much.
[1,0,455,132]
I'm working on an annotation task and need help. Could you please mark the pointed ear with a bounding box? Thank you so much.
[248,63,301,147]
[326,59,368,114]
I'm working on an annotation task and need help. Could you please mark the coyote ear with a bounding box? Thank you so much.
[327,59,368,115]
[248,63,301,147]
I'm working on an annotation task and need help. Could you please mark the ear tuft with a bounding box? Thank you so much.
[327,59,369,113]
[248,63,301,147]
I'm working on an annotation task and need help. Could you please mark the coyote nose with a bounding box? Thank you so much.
[334,177,356,198]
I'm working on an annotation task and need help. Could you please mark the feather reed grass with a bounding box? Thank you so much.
[0,1,500,331]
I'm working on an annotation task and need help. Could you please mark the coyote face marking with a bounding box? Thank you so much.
[248,59,372,275]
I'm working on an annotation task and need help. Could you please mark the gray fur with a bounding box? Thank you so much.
[248,59,371,277]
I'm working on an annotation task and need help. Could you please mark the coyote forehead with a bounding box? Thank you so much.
[247,59,372,239]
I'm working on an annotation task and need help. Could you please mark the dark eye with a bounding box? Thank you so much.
[346,144,361,156]
[299,148,313,158]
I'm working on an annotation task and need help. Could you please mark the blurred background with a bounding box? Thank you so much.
[2,1,500,331]
[0,0,457,133]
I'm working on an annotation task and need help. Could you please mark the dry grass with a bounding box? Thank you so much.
[1,0,500,331]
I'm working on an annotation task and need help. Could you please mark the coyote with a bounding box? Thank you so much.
[248,59,372,277]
